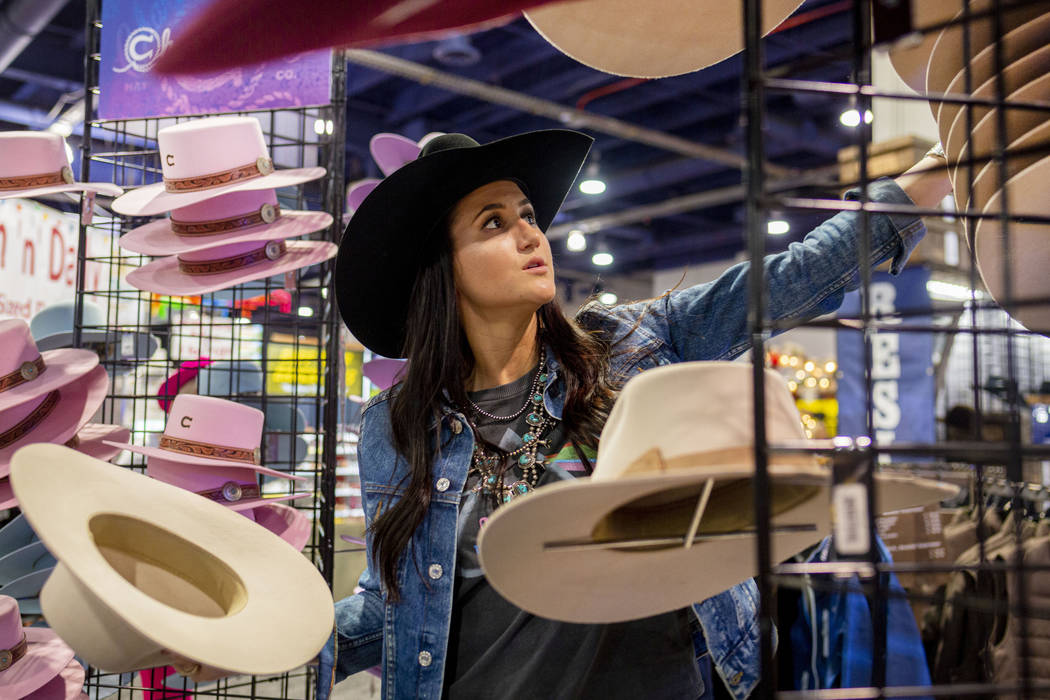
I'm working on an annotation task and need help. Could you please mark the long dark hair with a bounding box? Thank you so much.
[370,225,616,601]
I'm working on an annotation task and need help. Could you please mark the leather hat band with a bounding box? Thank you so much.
[159,434,260,465]
[196,480,261,504]
[177,240,286,276]
[163,157,274,193]
[0,166,74,191]
[171,203,281,237]
[0,390,59,450]
[0,633,28,671]
[0,357,46,394]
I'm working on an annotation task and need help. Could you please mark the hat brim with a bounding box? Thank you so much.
[35,331,159,363]
[0,540,56,585]
[0,348,99,413]
[0,365,110,476]
[110,444,308,482]
[524,0,803,78]
[119,210,334,256]
[337,129,592,358]
[0,514,36,553]
[12,444,334,674]
[252,502,311,551]
[0,626,76,698]
[2,567,51,600]
[73,424,131,463]
[23,656,85,700]
[126,240,337,296]
[110,168,326,217]
[0,182,123,200]
[478,466,957,623]
[370,133,419,176]
[0,479,15,510]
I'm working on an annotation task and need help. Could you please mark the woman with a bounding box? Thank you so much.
[322,130,951,699]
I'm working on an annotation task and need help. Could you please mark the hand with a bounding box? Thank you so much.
[895,144,953,209]
[165,651,236,683]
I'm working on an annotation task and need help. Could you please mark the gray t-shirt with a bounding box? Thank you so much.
[444,366,701,699]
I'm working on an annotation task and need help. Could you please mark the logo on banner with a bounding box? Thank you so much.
[113,26,173,73]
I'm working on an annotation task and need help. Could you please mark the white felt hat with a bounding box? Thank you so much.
[479,362,956,623]
[9,443,333,674]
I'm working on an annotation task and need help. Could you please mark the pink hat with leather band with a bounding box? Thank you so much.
[111,116,326,217]
[145,456,309,513]
[0,321,110,476]
[0,132,122,200]
[124,238,338,296]
[0,594,77,697]
[21,657,85,700]
[105,394,308,480]
[119,188,334,257]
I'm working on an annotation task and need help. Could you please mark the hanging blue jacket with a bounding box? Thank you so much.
[791,536,933,697]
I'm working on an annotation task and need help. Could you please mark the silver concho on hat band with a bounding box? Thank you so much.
[264,240,283,261]
[221,481,243,503]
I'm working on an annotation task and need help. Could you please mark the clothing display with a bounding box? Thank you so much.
[8,443,333,674]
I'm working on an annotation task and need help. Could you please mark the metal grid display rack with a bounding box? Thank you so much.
[65,1,347,697]
[742,0,1050,697]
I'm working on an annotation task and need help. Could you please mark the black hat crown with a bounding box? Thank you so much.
[418,133,480,159]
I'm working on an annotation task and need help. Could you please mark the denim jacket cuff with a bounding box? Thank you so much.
[844,177,926,275]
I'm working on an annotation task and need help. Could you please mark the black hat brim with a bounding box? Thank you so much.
[335,129,593,358]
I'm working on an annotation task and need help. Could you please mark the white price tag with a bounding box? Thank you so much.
[832,483,871,555]
[120,333,135,358]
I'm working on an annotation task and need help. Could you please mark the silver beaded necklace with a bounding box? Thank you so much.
[465,349,547,423]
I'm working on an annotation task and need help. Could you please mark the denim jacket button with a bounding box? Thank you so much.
[428,563,443,580]
[449,418,463,434]
[435,477,450,492]
[730,671,743,685]
[418,650,432,667]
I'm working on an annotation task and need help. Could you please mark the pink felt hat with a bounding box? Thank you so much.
[0,479,14,510]
[156,358,212,413]
[0,132,122,200]
[125,238,337,296]
[119,188,334,257]
[69,424,129,463]
[0,320,102,414]
[346,179,379,215]
[253,502,311,551]
[0,595,77,697]
[363,358,408,391]
[22,657,85,700]
[110,117,326,217]
[146,456,310,513]
[105,394,309,481]
[369,133,421,177]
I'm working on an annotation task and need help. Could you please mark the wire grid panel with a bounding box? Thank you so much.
[745,0,1050,697]
[73,5,345,698]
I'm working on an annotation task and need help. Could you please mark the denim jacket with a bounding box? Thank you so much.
[319,179,925,700]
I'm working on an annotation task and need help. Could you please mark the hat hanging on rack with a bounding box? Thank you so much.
[152,0,565,75]
[156,358,212,413]
[524,0,805,78]
[110,116,326,217]
[118,188,333,257]
[0,320,110,477]
[0,132,122,200]
[479,362,958,624]
[9,444,334,674]
[68,424,129,464]
[0,594,82,698]
[31,300,159,366]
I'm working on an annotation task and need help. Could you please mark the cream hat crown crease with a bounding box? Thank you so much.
[10,444,333,674]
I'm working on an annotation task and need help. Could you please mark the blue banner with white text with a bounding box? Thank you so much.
[836,266,935,454]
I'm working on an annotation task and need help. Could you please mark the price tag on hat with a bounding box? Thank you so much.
[120,333,135,358]
[832,482,871,556]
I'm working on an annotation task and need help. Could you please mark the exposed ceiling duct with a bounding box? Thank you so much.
[0,0,69,75]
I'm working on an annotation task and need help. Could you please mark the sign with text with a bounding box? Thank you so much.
[0,199,113,321]
[99,0,331,120]
[836,266,935,457]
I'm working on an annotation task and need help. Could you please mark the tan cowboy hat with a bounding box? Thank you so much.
[478,362,956,624]
[9,443,333,674]
[523,0,804,78]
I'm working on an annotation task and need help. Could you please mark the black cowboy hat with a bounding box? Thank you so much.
[335,129,593,358]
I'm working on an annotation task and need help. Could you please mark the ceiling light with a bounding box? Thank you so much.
[566,229,587,252]
[839,108,873,127]
[298,306,315,317]
[313,119,326,135]
[325,119,334,135]
[767,219,790,235]
[591,251,613,266]
[599,291,618,305]
[579,162,606,195]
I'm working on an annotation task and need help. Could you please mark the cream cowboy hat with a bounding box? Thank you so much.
[10,444,334,674]
[524,0,805,78]
[479,362,957,624]
[0,132,121,200]
[110,117,326,217]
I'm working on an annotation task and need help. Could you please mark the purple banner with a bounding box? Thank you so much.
[99,0,331,120]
